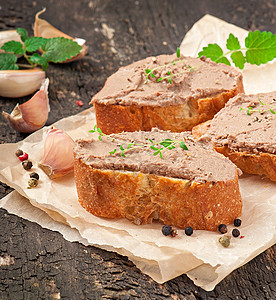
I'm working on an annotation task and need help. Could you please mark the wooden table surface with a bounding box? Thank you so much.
[0,0,276,299]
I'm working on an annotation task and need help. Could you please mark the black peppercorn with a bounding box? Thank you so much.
[30,172,39,180]
[185,226,193,236]
[162,225,173,236]
[218,224,228,234]
[232,228,240,238]
[234,218,242,227]
[22,160,33,170]
[15,149,24,157]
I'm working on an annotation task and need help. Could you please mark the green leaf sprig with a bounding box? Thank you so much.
[0,28,82,71]
[145,47,194,84]
[89,124,188,159]
[239,97,276,115]
[198,31,276,69]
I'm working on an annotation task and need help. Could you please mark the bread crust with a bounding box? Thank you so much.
[215,146,276,181]
[74,155,242,231]
[94,81,244,134]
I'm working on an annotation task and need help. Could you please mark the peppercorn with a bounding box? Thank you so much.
[234,218,242,227]
[185,226,193,236]
[18,152,29,162]
[219,236,230,248]
[30,172,39,180]
[218,224,228,234]
[27,178,38,189]
[15,149,23,157]
[22,160,33,170]
[232,228,240,238]
[162,225,172,236]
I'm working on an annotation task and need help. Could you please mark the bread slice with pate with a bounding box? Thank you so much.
[90,54,244,134]
[74,129,242,230]
[193,91,276,181]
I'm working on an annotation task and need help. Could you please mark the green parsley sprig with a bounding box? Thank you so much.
[239,97,276,115]
[0,28,82,71]
[145,47,194,84]
[89,124,188,159]
[198,31,276,69]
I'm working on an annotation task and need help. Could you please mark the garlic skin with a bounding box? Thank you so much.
[2,78,50,133]
[0,68,45,98]
[34,9,88,62]
[0,30,22,53]
[38,128,75,179]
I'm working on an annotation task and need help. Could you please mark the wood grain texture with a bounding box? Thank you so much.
[0,0,276,299]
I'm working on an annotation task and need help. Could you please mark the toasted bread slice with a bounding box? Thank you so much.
[194,92,276,181]
[74,129,242,230]
[91,54,244,134]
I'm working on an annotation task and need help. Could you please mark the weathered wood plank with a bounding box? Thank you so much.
[0,0,275,299]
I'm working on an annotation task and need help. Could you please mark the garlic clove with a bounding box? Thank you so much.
[2,78,50,133]
[0,30,22,53]
[38,127,75,179]
[34,8,88,62]
[0,68,45,98]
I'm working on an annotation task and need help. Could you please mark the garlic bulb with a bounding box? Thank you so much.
[34,8,88,62]
[2,78,50,133]
[38,128,75,179]
[0,68,45,98]
[0,30,21,53]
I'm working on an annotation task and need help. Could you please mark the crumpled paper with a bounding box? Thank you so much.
[0,14,275,291]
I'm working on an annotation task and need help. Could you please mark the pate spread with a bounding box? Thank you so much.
[74,129,238,183]
[201,92,276,154]
[91,54,242,107]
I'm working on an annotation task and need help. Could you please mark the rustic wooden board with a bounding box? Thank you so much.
[0,0,275,299]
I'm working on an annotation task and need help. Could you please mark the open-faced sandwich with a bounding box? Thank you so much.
[91,54,244,134]
[74,129,242,231]
[193,91,276,181]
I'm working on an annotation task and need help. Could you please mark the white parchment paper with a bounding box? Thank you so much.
[0,15,275,291]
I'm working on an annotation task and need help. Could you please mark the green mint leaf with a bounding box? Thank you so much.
[177,47,180,58]
[226,33,241,51]
[180,141,188,150]
[0,53,18,70]
[270,108,276,114]
[159,151,163,159]
[120,145,124,151]
[29,53,48,71]
[239,107,243,111]
[121,152,126,157]
[245,30,276,65]
[149,139,154,143]
[25,37,47,52]
[230,51,246,69]
[97,127,103,134]
[17,28,28,42]
[168,77,172,84]
[127,143,133,149]
[198,43,231,65]
[41,37,82,63]
[150,73,156,78]
[145,69,151,74]
[150,145,159,151]
[1,41,24,55]
[98,135,102,141]
[157,77,163,82]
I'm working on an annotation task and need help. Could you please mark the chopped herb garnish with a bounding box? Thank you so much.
[89,124,188,159]
[144,48,194,84]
